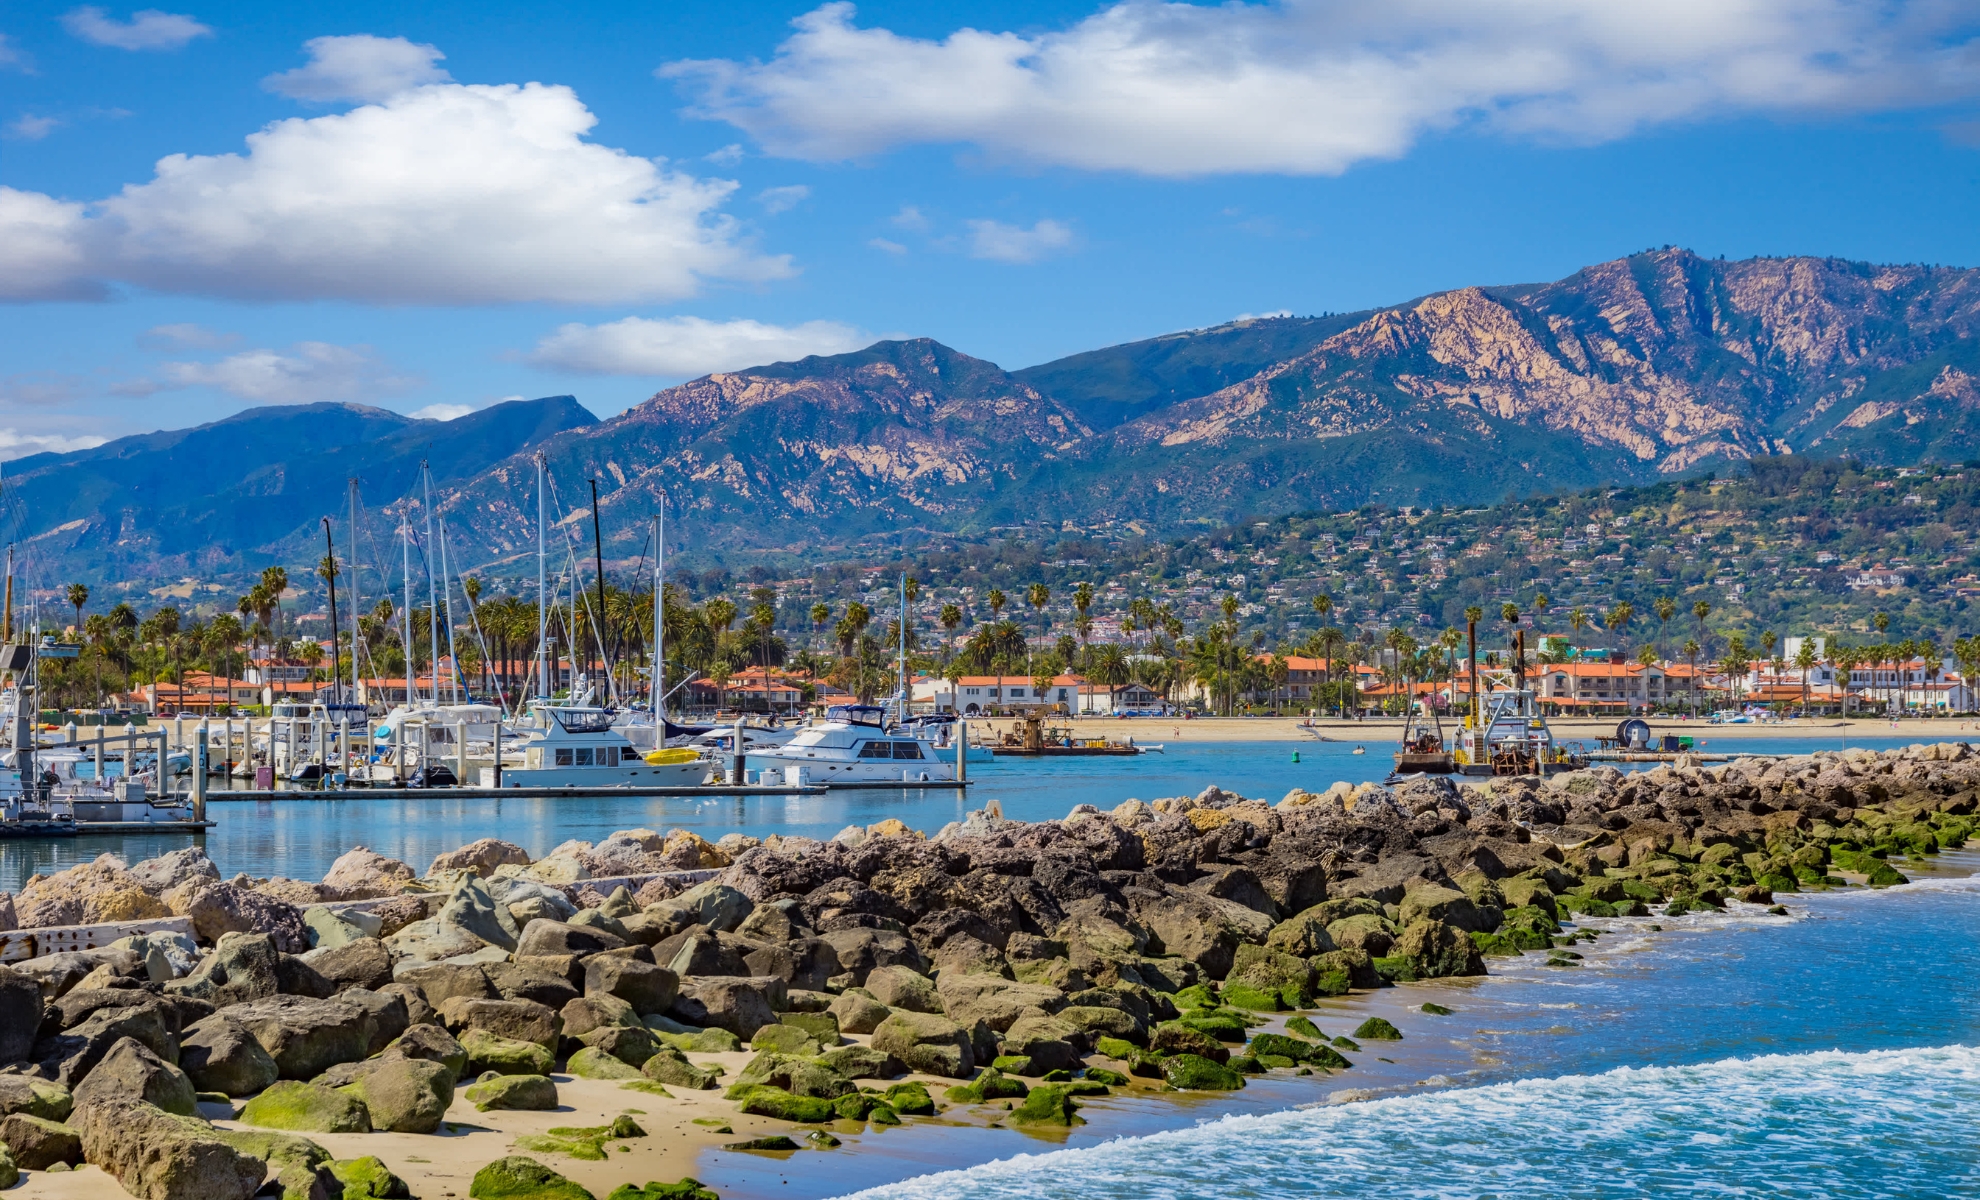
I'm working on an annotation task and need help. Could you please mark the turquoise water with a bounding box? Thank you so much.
[697,861,1980,1199]
[0,735,1939,891]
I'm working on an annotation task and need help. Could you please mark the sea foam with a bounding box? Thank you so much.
[840,1045,1980,1199]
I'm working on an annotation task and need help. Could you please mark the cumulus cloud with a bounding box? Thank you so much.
[62,7,212,52]
[531,315,869,377]
[411,402,475,421]
[158,342,418,403]
[756,184,810,213]
[0,75,789,304]
[0,428,109,461]
[966,217,1073,263]
[263,34,450,103]
[664,0,1980,176]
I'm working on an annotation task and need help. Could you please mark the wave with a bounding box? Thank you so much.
[840,1045,1980,1199]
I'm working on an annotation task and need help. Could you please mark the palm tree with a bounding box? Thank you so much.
[1311,593,1332,627]
[1605,602,1633,643]
[1693,600,1711,648]
[66,582,88,637]
[1794,638,1817,715]
[1025,583,1050,673]
[1872,611,1891,714]
[1723,634,1750,710]
[809,602,830,649]
[1568,606,1588,640]
[83,612,112,706]
[1464,605,1484,718]
[260,566,289,640]
[1439,627,1463,708]
[1683,637,1701,716]
[1654,596,1677,661]
[939,603,962,666]
[1314,625,1346,717]
[987,588,1007,623]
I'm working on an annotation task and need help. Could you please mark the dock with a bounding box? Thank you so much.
[205,782,830,801]
[0,819,217,839]
[1586,750,1741,763]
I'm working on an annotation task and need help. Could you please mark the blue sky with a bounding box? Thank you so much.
[3,0,1978,455]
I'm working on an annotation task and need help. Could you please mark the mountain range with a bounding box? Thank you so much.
[12,248,1980,594]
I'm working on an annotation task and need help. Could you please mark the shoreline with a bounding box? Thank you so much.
[7,741,1979,1200]
[994,715,1980,744]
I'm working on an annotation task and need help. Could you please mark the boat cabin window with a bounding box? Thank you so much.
[891,742,924,760]
[858,740,894,759]
[826,705,886,728]
[550,708,616,734]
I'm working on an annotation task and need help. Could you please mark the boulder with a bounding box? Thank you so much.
[72,1037,199,1116]
[73,1097,267,1200]
[340,988,411,1055]
[304,938,394,993]
[826,990,892,1036]
[1,1112,82,1168]
[464,1074,557,1112]
[179,1015,280,1097]
[668,977,778,1038]
[303,907,378,951]
[819,928,925,983]
[740,938,841,991]
[0,964,39,1062]
[166,883,310,953]
[514,920,625,960]
[320,850,418,901]
[487,963,581,1009]
[226,996,373,1080]
[639,1050,716,1091]
[451,998,560,1049]
[998,1013,1082,1075]
[382,1023,468,1078]
[1393,919,1486,979]
[330,1156,412,1200]
[1325,914,1397,958]
[574,1023,661,1067]
[1162,1053,1245,1090]
[817,1044,901,1080]
[870,1011,974,1079]
[935,974,1066,1033]
[863,965,944,1013]
[1263,904,1341,958]
[749,1024,821,1056]
[1131,889,1271,980]
[395,962,496,1008]
[389,877,517,962]
[583,957,678,1016]
[0,1077,73,1122]
[35,1001,180,1089]
[428,839,532,878]
[460,1030,554,1077]
[735,900,812,943]
[561,994,639,1039]
[14,855,172,929]
[275,954,336,1000]
[129,848,222,895]
[239,1081,372,1133]
[468,1156,594,1200]
[1398,884,1499,934]
[653,928,747,977]
[166,932,281,1006]
[565,1047,643,1080]
[339,1057,453,1133]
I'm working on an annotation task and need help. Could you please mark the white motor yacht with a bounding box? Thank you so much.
[489,705,710,788]
[745,704,958,785]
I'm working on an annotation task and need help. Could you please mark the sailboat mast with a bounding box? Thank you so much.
[898,573,907,724]
[651,507,663,715]
[400,514,416,705]
[421,463,441,707]
[588,478,610,703]
[438,516,461,703]
[535,453,548,701]
[347,480,361,705]
[322,517,340,707]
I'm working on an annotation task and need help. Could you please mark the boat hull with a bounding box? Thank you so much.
[489,759,710,789]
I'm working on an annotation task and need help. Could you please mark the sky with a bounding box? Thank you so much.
[2,0,1979,456]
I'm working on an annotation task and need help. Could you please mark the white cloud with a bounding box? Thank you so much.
[158,342,419,403]
[531,315,869,377]
[411,402,475,421]
[966,217,1073,263]
[890,204,929,231]
[263,34,450,103]
[867,237,906,254]
[7,114,61,139]
[704,143,744,165]
[62,7,211,52]
[756,184,810,213]
[141,322,238,349]
[0,429,108,461]
[0,33,31,71]
[665,0,1980,177]
[0,75,789,304]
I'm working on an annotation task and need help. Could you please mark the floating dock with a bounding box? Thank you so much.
[205,782,830,801]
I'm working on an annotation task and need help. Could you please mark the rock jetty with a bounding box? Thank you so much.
[0,742,1973,1199]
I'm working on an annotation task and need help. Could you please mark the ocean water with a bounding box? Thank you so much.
[0,734,1934,891]
[699,861,1980,1199]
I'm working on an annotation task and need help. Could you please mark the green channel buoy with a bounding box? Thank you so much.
[1292,751,1300,763]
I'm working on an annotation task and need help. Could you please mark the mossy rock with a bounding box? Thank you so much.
[1226,1055,1265,1074]
[731,1085,833,1123]
[0,1079,73,1122]
[780,1011,841,1044]
[1217,984,1284,1012]
[1162,1053,1245,1091]
[1310,968,1352,997]
[1332,1036,1359,1051]
[1038,1069,1072,1083]
[1421,1003,1454,1015]
[0,1148,17,1191]
[1556,893,1619,918]
[945,1071,1028,1104]
[1173,984,1218,1009]
[807,1130,842,1148]
[567,1048,644,1081]
[749,1025,822,1056]
[1468,931,1524,958]
[605,1182,718,1200]
[1151,1022,1228,1062]
[1062,1079,1110,1097]
[881,1082,935,1116]
[1620,880,1663,902]
[1008,1084,1083,1126]
[514,1134,608,1162]
[1092,1036,1138,1060]
[619,1081,674,1098]
[469,1156,595,1200]
[1083,1067,1128,1086]
[328,1158,411,1200]
[1352,1018,1401,1041]
[1371,956,1419,983]
[1247,1033,1321,1062]
[868,1102,902,1126]
[642,1051,717,1091]
[989,1055,1035,1076]
[1256,1054,1296,1069]
[1757,872,1800,894]
[726,1136,799,1152]
[654,1027,742,1054]
[462,1030,555,1077]
[830,1092,883,1121]
[465,1075,559,1112]
[1865,861,1910,888]
[240,1082,373,1134]
[1175,1010,1251,1042]
[1284,1016,1324,1041]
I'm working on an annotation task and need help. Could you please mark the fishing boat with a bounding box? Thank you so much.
[1454,689,1586,776]
[745,704,957,784]
[1392,700,1458,776]
[994,712,1145,756]
[488,705,710,788]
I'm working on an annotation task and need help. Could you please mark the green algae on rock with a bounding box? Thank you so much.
[470,1156,595,1200]
[239,1081,372,1133]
